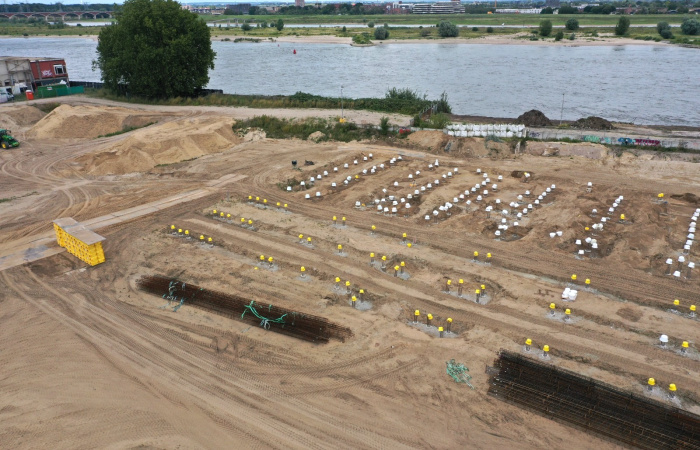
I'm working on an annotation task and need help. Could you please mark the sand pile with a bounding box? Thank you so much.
[28,104,162,139]
[407,130,446,149]
[1,105,46,131]
[75,117,240,175]
[571,116,614,130]
[516,110,552,127]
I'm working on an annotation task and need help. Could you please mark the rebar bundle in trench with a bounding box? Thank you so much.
[487,349,700,450]
[137,275,353,344]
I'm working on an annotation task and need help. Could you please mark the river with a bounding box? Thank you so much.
[1,37,698,126]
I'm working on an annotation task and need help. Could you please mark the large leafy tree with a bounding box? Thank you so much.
[95,0,215,99]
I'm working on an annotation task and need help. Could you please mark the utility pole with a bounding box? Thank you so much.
[560,92,565,125]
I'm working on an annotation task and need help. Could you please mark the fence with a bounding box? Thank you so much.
[35,85,84,99]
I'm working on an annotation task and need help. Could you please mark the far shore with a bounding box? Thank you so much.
[1,32,674,47]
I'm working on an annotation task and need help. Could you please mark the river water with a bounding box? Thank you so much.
[1,37,698,126]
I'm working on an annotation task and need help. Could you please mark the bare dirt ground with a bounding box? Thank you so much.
[1,99,699,449]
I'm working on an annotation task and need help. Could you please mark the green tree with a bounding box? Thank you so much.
[554,30,564,41]
[438,21,459,37]
[276,18,284,32]
[374,26,389,40]
[540,7,554,14]
[539,19,553,36]
[95,0,215,99]
[656,21,670,34]
[558,5,577,14]
[615,16,630,35]
[565,18,579,30]
[241,22,251,31]
[367,21,375,28]
[681,18,699,35]
[486,26,493,33]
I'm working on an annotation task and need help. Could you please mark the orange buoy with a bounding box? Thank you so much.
[293,49,297,54]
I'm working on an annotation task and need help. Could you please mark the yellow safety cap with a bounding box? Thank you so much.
[268,257,273,262]
[673,299,680,306]
[345,281,350,286]
[300,266,306,272]
[549,303,556,309]
[359,289,364,294]
[307,237,311,242]
[382,255,387,260]
[352,296,357,301]
[335,277,341,282]
[459,279,464,284]
[474,251,479,257]
[691,305,697,312]
[447,318,452,323]
[207,237,212,242]
[178,229,182,233]
[371,225,376,230]
[333,216,337,221]
[407,243,412,248]
[447,280,452,285]
[565,309,571,315]
[585,279,591,285]
[400,261,405,266]
[481,284,486,290]
[394,266,399,271]
[220,212,224,217]
[415,310,420,316]
[438,327,444,332]
[260,255,265,260]
[682,341,689,348]
[543,345,550,352]
[427,314,433,320]
[184,230,189,235]
[487,253,492,258]
[403,233,407,238]
[370,252,375,257]
[342,217,346,221]
[658,193,664,198]
[525,338,532,345]
[171,225,176,229]
[199,235,204,240]
[338,244,343,249]
[299,234,304,239]
[648,378,655,386]
[669,384,677,391]
[571,274,577,280]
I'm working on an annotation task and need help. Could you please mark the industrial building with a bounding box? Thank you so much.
[0,56,69,94]
[413,1,465,14]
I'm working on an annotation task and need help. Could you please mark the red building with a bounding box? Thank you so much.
[29,58,69,87]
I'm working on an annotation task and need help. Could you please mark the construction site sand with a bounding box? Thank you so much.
[74,116,241,175]
[0,104,46,132]
[1,99,700,449]
[28,104,164,140]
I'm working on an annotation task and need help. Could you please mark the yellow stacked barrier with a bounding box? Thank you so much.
[53,217,106,266]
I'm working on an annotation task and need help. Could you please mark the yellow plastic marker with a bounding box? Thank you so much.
[620,214,625,220]
[355,175,359,179]
[207,237,212,243]
[658,193,664,198]
[199,235,204,240]
[571,274,577,281]
[407,243,412,248]
[474,251,479,258]
[178,228,183,233]
[213,209,218,214]
[673,299,680,306]
[220,212,224,217]
[260,255,265,261]
[338,244,343,250]
[241,217,245,223]
[248,220,253,225]
[184,230,189,236]
[447,280,452,286]
[682,341,689,349]
[307,237,312,243]
[585,226,590,231]
[669,383,677,392]
[400,261,405,267]
[585,278,591,285]
[300,266,306,273]
[171,225,176,230]
[525,338,532,346]
[648,378,655,386]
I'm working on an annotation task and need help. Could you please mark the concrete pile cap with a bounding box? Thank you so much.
[54,217,105,245]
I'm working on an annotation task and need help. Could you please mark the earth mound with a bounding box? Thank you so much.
[1,105,46,130]
[571,116,614,130]
[28,104,163,139]
[515,110,552,127]
[74,117,241,175]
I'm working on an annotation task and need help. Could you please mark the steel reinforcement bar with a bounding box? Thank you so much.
[487,350,700,450]
[137,275,353,343]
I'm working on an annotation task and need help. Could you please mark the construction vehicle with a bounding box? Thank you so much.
[0,129,19,149]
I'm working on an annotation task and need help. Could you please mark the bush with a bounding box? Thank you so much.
[472,26,479,31]
[486,27,494,33]
[659,29,673,39]
[558,5,577,14]
[342,26,346,33]
[555,30,564,41]
[568,33,576,40]
[352,32,372,45]
[420,28,431,37]
[374,26,389,40]
[241,23,251,31]
[539,19,553,37]
[276,19,284,32]
[591,29,598,37]
[380,116,390,135]
[541,7,554,14]
[656,21,670,34]
[438,21,459,38]
[565,18,579,31]
[681,18,699,36]
[615,17,630,36]
[367,21,375,28]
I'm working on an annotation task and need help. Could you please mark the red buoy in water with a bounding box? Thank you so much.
[293,49,297,55]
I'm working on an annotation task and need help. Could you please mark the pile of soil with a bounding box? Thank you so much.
[571,116,614,130]
[1,105,46,131]
[670,193,700,205]
[28,104,162,139]
[74,117,241,175]
[515,110,552,127]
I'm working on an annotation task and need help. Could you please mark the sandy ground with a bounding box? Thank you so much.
[1,99,699,448]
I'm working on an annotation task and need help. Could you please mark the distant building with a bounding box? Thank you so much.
[495,8,543,14]
[0,56,69,92]
[225,3,251,14]
[413,2,464,14]
[546,0,561,7]
[387,1,413,14]
[295,0,305,7]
